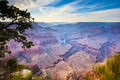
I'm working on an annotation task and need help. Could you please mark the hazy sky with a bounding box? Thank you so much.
[8,0,120,22]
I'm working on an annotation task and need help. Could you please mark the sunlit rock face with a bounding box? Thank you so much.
[51,61,73,80]
[8,22,120,78]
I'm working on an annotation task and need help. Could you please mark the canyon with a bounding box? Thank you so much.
[7,22,120,79]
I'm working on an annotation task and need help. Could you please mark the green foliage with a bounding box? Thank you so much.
[17,64,28,71]
[6,58,18,72]
[0,57,30,80]
[0,58,18,73]
[85,74,93,80]
[0,0,34,79]
[12,71,32,80]
[33,76,57,80]
[0,0,34,58]
[12,75,25,80]
[92,54,120,80]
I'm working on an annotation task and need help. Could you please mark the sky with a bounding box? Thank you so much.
[8,0,120,22]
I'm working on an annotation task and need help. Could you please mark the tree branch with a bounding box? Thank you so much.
[4,18,17,29]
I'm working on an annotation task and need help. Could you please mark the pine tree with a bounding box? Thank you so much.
[0,0,34,57]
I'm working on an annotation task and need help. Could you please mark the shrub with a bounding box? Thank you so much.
[12,69,32,80]
[87,54,120,80]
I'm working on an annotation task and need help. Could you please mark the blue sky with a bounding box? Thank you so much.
[8,0,120,22]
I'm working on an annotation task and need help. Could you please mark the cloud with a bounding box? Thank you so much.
[7,0,120,22]
[35,8,120,22]
[32,0,120,22]
[8,0,60,10]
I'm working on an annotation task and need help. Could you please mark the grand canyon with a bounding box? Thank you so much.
[6,22,120,79]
